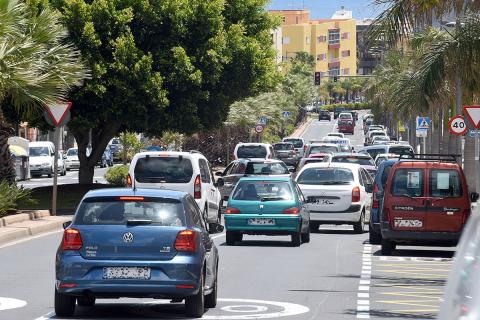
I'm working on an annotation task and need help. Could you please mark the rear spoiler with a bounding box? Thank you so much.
[399,153,459,163]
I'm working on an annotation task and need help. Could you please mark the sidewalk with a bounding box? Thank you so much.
[0,210,72,246]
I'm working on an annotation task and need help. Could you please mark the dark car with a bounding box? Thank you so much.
[369,159,398,244]
[273,142,298,167]
[55,188,223,318]
[380,154,477,255]
[318,110,331,121]
[333,107,346,119]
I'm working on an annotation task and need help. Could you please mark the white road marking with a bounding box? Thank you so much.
[221,305,268,313]
[0,230,63,250]
[357,243,371,319]
[211,233,226,239]
[0,297,27,311]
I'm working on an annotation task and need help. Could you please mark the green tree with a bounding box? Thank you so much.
[44,0,279,183]
[118,132,143,164]
[0,0,88,183]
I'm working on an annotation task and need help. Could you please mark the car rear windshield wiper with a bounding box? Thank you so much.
[400,194,420,200]
[321,181,351,185]
[127,219,152,226]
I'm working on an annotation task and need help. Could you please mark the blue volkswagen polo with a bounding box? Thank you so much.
[55,188,222,318]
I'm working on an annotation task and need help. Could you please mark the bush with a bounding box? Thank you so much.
[0,181,33,217]
[321,102,371,111]
[105,165,129,186]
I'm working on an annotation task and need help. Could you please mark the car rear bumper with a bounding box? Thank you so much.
[56,254,202,298]
[381,223,461,243]
[309,204,362,223]
[224,214,301,233]
[66,162,80,169]
[30,167,52,175]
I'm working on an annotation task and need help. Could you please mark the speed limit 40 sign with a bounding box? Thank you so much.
[449,115,468,135]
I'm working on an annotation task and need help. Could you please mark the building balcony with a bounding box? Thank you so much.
[328,59,340,68]
[328,42,340,49]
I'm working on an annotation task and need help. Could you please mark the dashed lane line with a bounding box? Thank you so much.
[357,243,372,319]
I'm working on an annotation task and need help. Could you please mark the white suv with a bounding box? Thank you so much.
[128,151,222,228]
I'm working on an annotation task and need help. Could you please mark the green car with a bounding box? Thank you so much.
[224,177,310,247]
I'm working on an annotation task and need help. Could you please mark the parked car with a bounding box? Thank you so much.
[215,159,291,201]
[233,143,274,160]
[333,106,346,119]
[282,137,306,159]
[296,162,373,233]
[380,154,477,255]
[108,138,123,161]
[54,188,223,318]
[98,148,114,167]
[330,153,377,177]
[318,110,332,121]
[306,143,341,157]
[57,151,67,176]
[29,141,55,178]
[358,144,414,162]
[224,177,310,246]
[65,148,80,171]
[128,151,222,229]
[273,142,298,167]
[369,159,399,244]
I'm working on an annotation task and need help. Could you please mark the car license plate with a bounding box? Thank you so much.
[394,219,423,228]
[308,197,335,205]
[247,218,275,226]
[103,267,151,280]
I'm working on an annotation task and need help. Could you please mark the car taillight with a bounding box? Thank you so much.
[382,208,390,221]
[372,184,379,208]
[62,228,82,250]
[126,174,132,187]
[194,175,201,199]
[462,209,470,224]
[283,207,299,215]
[174,230,197,252]
[226,207,240,214]
[352,186,361,202]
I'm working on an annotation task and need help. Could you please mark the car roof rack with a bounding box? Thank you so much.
[398,153,459,162]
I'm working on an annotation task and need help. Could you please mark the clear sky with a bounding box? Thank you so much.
[267,0,384,20]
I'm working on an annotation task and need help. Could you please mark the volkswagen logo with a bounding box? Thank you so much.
[123,232,134,243]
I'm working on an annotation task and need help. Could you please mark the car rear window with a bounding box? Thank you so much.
[332,156,375,166]
[283,139,303,148]
[245,162,289,175]
[75,197,185,226]
[304,159,325,165]
[297,168,354,185]
[429,170,462,198]
[392,169,424,197]
[274,144,294,151]
[29,147,50,157]
[309,146,339,154]
[67,149,78,156]
[134,157,193,183]
[232,181,293,201]
[237,145,267,158]
[339,114,353,119]
[388,146,414,156]
[364,148,385,160]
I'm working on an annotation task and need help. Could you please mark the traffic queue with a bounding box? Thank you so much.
[55,111,478,318]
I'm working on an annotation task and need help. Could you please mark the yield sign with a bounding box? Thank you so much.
[464,105,480,129]
[46,102,72,126]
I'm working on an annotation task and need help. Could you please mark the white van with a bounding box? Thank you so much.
[29,141,55,178]
[233,143,274,160]
[128,151,222,228]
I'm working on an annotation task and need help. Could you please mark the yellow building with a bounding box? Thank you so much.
[269,9,357,79]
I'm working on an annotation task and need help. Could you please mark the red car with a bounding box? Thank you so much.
[380,154,478,255]
[338,120,354,134]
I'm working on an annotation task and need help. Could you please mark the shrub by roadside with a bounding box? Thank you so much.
[320,102,371,111]
[0,181,34,217]
[105,165,129,186]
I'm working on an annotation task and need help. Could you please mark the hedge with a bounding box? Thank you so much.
[320,102,371,111]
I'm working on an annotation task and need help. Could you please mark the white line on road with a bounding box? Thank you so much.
[34,311,54,320]
[0,230,63,250]
[357,243,371,319]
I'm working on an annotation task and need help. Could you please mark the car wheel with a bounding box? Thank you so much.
[47,173,52,178]
[66,168,70,171]
[309,222,319,233]
[185,274,205,318]
[381,239,396,255]
[291,232,301,247]
[204,263,218,308]
[301,227,310,243]
[369,229,382,245]
[54,287,76,317]
[353,211,365,234]
[226,231,236,245]
[77,296,95,307]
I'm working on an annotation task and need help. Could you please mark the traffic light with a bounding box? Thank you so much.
[333,76,338,82]
[314,72,321,85]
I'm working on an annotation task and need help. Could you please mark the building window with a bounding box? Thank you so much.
[341,50,351,57]
[341,32,350,40]
[316,54,326,61]
[328,31,340,45]
[306,37,310,44]
[342,68,350,75]
[317,36,326,43]
[328,67,340,76]
[282,16,286,23]
[282,37,290,44]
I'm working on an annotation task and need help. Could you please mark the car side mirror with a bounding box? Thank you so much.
[215,171,223,176]
[216,178,224,187]
[471,192,479,203]
[62,221,72,229]
[209,223,224,234]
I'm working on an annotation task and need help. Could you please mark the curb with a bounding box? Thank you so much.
[0,210,73,247]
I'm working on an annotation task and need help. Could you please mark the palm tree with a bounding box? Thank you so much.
[0,0,88,183]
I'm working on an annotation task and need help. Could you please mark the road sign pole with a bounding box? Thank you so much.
[476,135,480,193]
[51,126,60,216]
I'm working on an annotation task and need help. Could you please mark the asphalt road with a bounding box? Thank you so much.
[0,114,456,320]
[18,167,110,189]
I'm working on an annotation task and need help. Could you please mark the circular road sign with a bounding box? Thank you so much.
[255,125,264,134]
[449,115,468,135]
